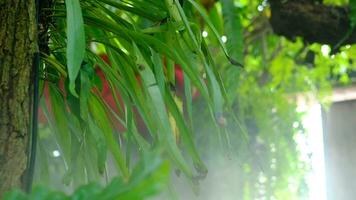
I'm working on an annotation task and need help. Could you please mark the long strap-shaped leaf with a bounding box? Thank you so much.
[171,0,224,120]
[65,0,86,97]
[151,52,207,176]
[220,0,244,62]
[187,0,243,67]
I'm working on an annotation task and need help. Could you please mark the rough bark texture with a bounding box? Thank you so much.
[269,0,356,47]
[0,0,37,196]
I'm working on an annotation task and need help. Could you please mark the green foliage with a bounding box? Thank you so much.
[4,152,169,200]
[37,0,233,192]
[21,0,356,199]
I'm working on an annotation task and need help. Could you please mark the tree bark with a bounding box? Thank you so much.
[0,0,37,196]
[269,0,356,47]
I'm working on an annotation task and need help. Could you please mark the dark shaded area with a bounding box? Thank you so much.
[38,0,53,54]
[269,0,356,47]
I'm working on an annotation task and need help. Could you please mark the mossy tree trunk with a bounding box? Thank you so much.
[0,0,37,196]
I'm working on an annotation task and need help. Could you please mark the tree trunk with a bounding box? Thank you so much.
[0,0,37,196]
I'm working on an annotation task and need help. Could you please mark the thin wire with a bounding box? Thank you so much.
[25,0,41,193]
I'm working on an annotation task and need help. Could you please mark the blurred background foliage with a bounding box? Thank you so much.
[5,0,356,199]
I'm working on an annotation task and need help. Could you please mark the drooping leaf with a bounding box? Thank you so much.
[88,94,129,179]
[65,0,86,97]
[220,0,244,62]
[220,0,244,103]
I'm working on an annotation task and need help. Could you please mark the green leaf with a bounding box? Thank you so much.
[96,155,169,200]
[71,183,102,200]
[209,5,224,35]
[350,0,356,27]
[220,0,244,62]
[65,0,86,97]
[3,189,27,200]
[187,0,243,67]
[138,55,193,178]
[151,52,207,176]
[79,67,91,121]
[87,116,108,174]
[30,187,69,200]
[221,0,244,102]
[88,94,129,179]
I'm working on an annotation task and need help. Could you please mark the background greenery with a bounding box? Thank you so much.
[4,0,356,199]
